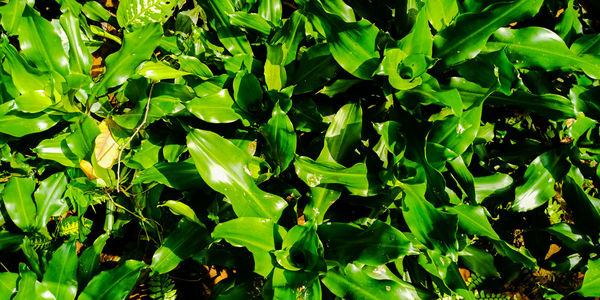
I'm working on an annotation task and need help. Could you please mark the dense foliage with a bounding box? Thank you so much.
[1,0,600,298]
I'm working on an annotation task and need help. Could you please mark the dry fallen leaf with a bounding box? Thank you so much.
[94,120,119,169]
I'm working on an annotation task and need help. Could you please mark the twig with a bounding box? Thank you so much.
[116,81,156,193]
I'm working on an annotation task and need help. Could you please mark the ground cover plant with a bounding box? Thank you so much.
[1,0,600,298]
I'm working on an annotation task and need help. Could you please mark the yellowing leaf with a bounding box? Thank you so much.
[80,160,99,180]
[94,121,119,169]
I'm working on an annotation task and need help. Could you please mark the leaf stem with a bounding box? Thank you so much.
[116,81,155,194]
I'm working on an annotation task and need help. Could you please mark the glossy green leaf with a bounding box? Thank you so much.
[79,260,146,300]
[185,90,243,124]
[229,12,272,35]
[78,233,110,285]
[18,5,70,77]
[450,77,575,120]
[0,40,52,95]
[303,185,342,224]
[258,0,282,25]
[116,0,176,30]
[59,11,92,75]
[66,115,100,160]
[0,272,18,299]
[212,217,287,277]
[320,102,362,164]
[261,102,296,174]
[294,156,369,196]
[82,1,111,21]
[318,220,412,265]
[158,200,202,225]
[446,205,499,240]
[151,219,210,274]
[0,111,60,137]
[92,23,162,95]
[322,263,435,300]
[136,61,191,81]
[132,160,204,190]
[578,259,600,297]
[34,172,68,230]
[473,173,513,204]
[513,150,568,212]
[546,222,594,252]
[433,0,543,66]
[0,0,25,35]
[289,44,339,94]
[187,129,288,220]
[459,245,500,278]
[318,14,380,80]
[41,241,78,300]
[34,134,79,167]
[2,177,36,232]
[13,266,38,300]
[199,0,253,55]
[401,183,458,255]
[14,91,53,113]
[488,27,600,79]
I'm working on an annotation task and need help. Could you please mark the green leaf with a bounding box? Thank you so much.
[322,263,435,300]
[59,10,92,75]
[400,183,458,255]
[433,0,543,66]
[294,156,369,196]
[78,233,110,285]
[34,172,68,230]
[488,27,600,79]
[151,219,211,274]
[424,0,458,31]
[14,91,53,113]
[578,259,600,297]
[473,173,513,204]
[212,217,287,277]
[546,223,594,252]
[288,44,339,94]
[318,14,380,80]
[0,40,52,95]
[261,102,296,174]
[0,272,18,299]
[66,115,100,160]
[233,70,263,115]
[92,23,162,95]
[446,205,499,240]
[0,0,25,35]
[274,223,324,272]
[136,61,192,81]
[303,185,342,224]
[132,160,204,190]
[229,12,272,35]
[562,175,600,237]
[318,220,412,265]
[158,200,203,225]
[13,266,39,300]
[0,105,61,138]
[34,134,79,167]
[512,150,568,212]
[187,129,288,220]
[459,245,500,278]
[41,241,78,300]
[199,0,253,55]
[450,78,575,120]
[79,260,146,300]
[82,1,111,21]
[320,102,362,165]
[2,177,36,232]
[258,0,282,25]
[116,0,176,30]
[185,90,243,124]
[18,5,70,77]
